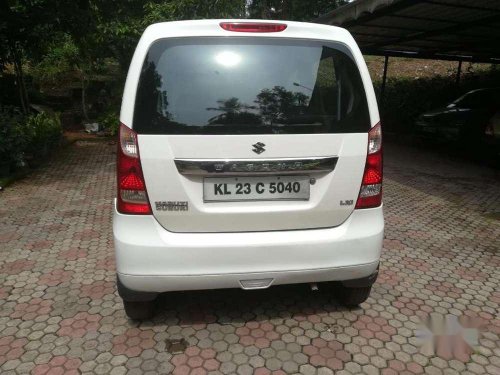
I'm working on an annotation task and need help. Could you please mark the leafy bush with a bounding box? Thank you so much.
[24,112,63,157]
[98,110,119,136]
[0,108,63,176]
[0,106,28,169]
[32,34,80,84]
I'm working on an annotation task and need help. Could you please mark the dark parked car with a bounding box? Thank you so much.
[414,88,500,149]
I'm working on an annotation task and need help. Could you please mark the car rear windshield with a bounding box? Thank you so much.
[133,37,371,134]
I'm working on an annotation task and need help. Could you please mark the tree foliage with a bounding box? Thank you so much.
[32,35,80,83]
[1,0,97,112]
[1,0,346,111]
[94,0,247,69]
[247,0,347,20]
[32,34,96,120]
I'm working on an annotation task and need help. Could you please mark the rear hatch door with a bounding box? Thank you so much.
[134,36,372,232]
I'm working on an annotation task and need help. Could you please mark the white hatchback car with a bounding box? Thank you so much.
[114,19,384,319]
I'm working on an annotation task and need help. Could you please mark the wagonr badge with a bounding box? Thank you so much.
[174,157,339,175]
[113,19,383,319]
[252,142,266,154]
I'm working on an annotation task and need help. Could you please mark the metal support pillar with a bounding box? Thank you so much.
[381,55,389,100]
[456,60,462,85]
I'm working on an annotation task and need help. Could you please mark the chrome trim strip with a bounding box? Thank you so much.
[175,156,338,176]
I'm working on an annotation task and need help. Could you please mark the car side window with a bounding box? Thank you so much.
[458,92,484,108]
[458,90,499,109]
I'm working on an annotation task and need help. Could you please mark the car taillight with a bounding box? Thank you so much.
[220,22,287,33]
[355,123,383,209]
[117,123,151,214]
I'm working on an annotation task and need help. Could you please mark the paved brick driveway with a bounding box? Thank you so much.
[0,140,499,375]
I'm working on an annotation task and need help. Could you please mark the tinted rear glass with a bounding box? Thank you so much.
[133,38,370,134]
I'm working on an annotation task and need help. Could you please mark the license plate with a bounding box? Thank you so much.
[203,176,310,202]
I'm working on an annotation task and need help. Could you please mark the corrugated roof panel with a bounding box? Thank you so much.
[353,25,411,37]
[463,25,500,37]
[367,16,455,31]
[315,0,500,62]
[399,39,445,48]
[350,35,388,44]
[396,3,493,24]
[434,0,500,11]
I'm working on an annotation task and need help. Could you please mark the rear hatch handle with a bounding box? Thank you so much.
[174,156,338,176]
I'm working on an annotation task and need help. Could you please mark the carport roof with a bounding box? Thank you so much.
[315,0,500,63]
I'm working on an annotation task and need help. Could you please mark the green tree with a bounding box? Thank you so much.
[248,0,347,20]
[94,0,247,73]
[32,34,95,121]
[92,0,146,72]
[0,0,95,113]
[143,0,246,24]
[0,1,34,113]
[1,0,341,115]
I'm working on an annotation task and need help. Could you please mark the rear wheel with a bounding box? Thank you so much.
[123,300,155,320]
[336,285,372,306]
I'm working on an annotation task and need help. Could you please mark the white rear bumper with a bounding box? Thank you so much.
[113,202,383,293]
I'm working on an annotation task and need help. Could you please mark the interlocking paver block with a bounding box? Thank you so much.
[170,347,220,374]
[0,141,498,374]
[57,312,101,338]
[39,269,73,287]
[0,259,36,275]
[0,336,27,366]
[10,298,53,321]
[236,321,280,348]
[80,281,115,300]
[111,328,156,357]
[31,355,82,375]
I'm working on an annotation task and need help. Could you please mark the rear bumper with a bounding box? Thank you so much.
[113,202,384,293]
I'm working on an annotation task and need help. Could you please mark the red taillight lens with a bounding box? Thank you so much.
[356,123,383,209]
[220,22,287,33]
[363,153,383,185]
[117,123,151,214]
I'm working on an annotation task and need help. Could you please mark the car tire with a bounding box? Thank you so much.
[336,285,372,306]
[123,300,155,320]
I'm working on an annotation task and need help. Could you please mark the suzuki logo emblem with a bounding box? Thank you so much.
[252,142,266,154]
[214,163,225,171]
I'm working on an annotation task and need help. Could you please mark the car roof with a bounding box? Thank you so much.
[142,19,353,43]
[464,88,500,95]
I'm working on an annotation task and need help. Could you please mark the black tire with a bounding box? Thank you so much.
[123,300,155,320]
[337,285,372,306]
